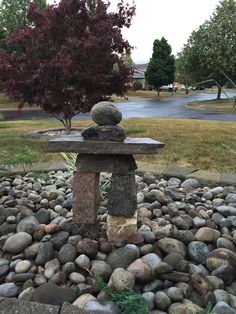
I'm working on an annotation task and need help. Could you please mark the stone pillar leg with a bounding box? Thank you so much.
[107,171,137,217]
[73,170,100,224]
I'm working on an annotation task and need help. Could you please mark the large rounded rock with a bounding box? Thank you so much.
[127,258,155,283]
[110,268,135,292]
[168,302,202,314]
[17,216,39,235]
[84,300,121,314]
[4,232,32,254]
[195,227,221,242]
[188,241,209,264]
[157,237,186,257]
[58,244,77,264]
[90,261,112,282]
[206,248,236,271]
[107,245,139,270]
[0,283,18,297]
[91,102,122,125]
[81,125,126,142]
[77,239,98,259]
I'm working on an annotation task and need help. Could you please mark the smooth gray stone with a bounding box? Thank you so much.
[84,300,121,314]
[107,246,139,270]
[0,283,18,297]
[0,298,60,314]
[91,101,122,125]
[35,242,54,266]
[4,232,32,254]
[17,216,39,235]
[188,241,209,263]
[81,125,126,142]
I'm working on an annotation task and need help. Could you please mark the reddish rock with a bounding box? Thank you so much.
[127,233,145,244]
[45,224,60,234]
[99,240,112,254]
[77,238,99,259]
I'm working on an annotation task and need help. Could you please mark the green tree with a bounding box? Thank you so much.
[0,0,47,50]
[145,37,175,95]
[178,0,236,99]
[175,51,193,94]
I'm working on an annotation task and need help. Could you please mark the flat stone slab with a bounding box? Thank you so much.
[0,298,60,314]
[186,170,221,185]
[220,173,236,186]
[163,165,198,179]
[45,136,164,155]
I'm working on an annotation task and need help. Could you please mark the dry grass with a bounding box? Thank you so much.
[0,118,236,173]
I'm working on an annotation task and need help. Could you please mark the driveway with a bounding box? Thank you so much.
[1,92,236,122]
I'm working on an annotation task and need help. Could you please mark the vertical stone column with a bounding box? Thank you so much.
[73,170,100,224]
[107,171,137,216]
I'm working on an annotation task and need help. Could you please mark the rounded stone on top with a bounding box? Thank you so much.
[91,102,122,126]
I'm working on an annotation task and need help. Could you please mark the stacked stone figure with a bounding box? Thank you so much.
[81,101,126,142]
[74,102,138,240]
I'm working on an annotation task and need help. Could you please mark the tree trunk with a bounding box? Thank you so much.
[217,86,222,99]
[185,83,189,94]
[157,87,160,96]
[63,118,72,135]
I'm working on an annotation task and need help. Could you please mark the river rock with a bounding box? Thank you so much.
[107,245,139,270]
[0,282,18,297]
[157,237,186,257]
[206,248,236,271]
[4,232,32,254]
[35,242,54,266]
[15,260,31,273]
[90,261,112,282]
[127,258,155,283]
[77,239,98,259]
[154,291,171,311]
[195,227,221,242]
[188,241,209,264]
[58,243,77,264]
[110,268,135,292]
[91,101,122,126]
[84,300,121,314]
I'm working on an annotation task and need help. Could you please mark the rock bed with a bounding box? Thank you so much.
[0,171,236,314]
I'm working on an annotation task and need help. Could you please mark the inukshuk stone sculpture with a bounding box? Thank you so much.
[78,102,138,240]
[46,101,164,241]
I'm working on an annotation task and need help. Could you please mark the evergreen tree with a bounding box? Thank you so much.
[145,37,175,94]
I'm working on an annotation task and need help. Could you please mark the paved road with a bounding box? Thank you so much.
[1,92,236,122]
[114,92,236,121]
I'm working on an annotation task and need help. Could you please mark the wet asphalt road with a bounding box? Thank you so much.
[2,92,236,122]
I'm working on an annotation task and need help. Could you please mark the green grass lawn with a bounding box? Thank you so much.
[186,98,236,112]
[0,118,235,173]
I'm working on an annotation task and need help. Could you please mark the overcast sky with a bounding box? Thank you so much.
[119,0,221,64]
[50,0,222,64]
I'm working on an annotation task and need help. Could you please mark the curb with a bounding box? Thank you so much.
[0,161,235,187]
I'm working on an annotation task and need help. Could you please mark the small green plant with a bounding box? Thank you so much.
[0,148,38,172]
[197,302,213,314]
[92,273,149,314]
[61,152,77,172]
[100,178,111,200]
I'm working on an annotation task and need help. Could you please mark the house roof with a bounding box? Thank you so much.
[134,63,148,71]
